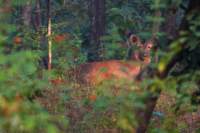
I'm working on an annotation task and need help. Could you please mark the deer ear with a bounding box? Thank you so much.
[129,34,142,47]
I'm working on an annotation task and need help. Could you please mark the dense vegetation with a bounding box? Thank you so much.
[0,0,199,133]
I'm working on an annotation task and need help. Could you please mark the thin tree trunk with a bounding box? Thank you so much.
[89,0,106,61]
[47,0,52,70]
[136,0,200,132]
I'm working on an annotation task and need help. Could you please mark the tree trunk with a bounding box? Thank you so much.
[88,0,106,61]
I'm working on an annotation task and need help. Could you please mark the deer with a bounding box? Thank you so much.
[71,34,154,86]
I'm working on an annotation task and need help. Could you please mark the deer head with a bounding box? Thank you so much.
[128,34,154,65]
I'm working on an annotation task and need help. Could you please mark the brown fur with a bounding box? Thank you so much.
[71,35,154,85]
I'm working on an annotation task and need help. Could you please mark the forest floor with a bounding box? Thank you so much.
[35,85,200,133]
[151,92,200,133]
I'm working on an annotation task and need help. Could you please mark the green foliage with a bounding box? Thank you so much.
[52,34,87,72]
[11,0,35,6]
[102,26,128,59]
[0,48,67,132]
